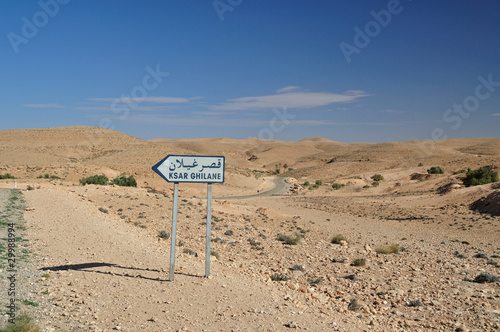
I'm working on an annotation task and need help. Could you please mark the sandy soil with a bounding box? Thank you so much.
[0,126,499,331]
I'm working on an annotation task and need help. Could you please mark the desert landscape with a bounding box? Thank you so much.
[0,126,499,331]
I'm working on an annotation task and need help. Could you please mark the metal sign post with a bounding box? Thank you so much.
[152,155,225,281]
[169,182,179,281]
[205,183,212,277]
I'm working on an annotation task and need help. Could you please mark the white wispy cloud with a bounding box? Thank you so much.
[106,114,270,127]
[276,86,300,93]
[88,112,421,128]
[76,105,184,112]
[88,96,191,104]
[380,109,405,114]
[192,111,230,116]
[208,90,369,111]
[24,103,65,108]
[493,113,500,116]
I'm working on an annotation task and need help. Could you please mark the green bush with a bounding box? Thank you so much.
[303,181,310,186]
[348,298,361,312]
[332,183,345,190]
[158,230,170,240]
[271,273,290,282]
[0,173,16,179]
[315,180,323,186]
[371,174,384,181]
[210,250,220,260]
[38,174,63,179]
[80,174,109,185]
[290,264,305,272]
[307,277,323,287]
[0,313,41,332]
[427,166,444,174]
[277,233,301,245]
[111,175,137,187]
[330,234,350,245]
[418,162,423,167]
[375,244,400,254]
[351,258,366,267]
[371,181,380,187]
[462,166,499,187]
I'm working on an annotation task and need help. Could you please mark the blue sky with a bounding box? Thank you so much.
[1,0,499,142]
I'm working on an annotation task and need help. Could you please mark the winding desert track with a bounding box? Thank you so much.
[216,177,292,200]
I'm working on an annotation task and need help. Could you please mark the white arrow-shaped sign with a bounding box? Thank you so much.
[152,155,225,183]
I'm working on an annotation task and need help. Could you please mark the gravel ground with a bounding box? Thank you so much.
[0,189,58,331]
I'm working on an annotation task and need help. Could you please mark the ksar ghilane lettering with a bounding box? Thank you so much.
[168,172,222,181]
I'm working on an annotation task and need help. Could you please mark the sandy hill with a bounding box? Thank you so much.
[0,126,499,192]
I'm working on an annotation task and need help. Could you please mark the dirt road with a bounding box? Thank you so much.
[218,177,292,200]
[22,188,358,331]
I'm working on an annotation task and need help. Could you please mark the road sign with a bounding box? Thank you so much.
[152,154,225,281]
[152,155,225,183]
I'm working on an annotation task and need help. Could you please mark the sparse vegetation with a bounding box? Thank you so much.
[408,300,424,307]
[351,258,366,267]
[290,264,305,272]
[363,185,370,189]
[270,273,290,282]
[26,186,34,191]
[277,233,301,245]
[133,221,147,229]
[418,162,423,167]
[462,166,499,187]
[210,250,220,260]
[315,180,323,186]
[303,181,310,186]
[41,273,50,279]
[111,175,137,187]
[307,277,323,287]
[371,181,380,187]
[332,183,345,190]
[248,238,263,250]
[427,166,444,174]
[371,174,384,181]
[0,313,41,332]
[158,230,170,240]
[330,234,350,245]
[183,248,195,255]
[348,298,361,312]
[471,272,499,283]
[37,174,62,179]
[22,300,39,307]
[0,173,16,179]
[453,169,467,174]
[375,244,400,254]
[98,207,109,214]
[80,174,109,185]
